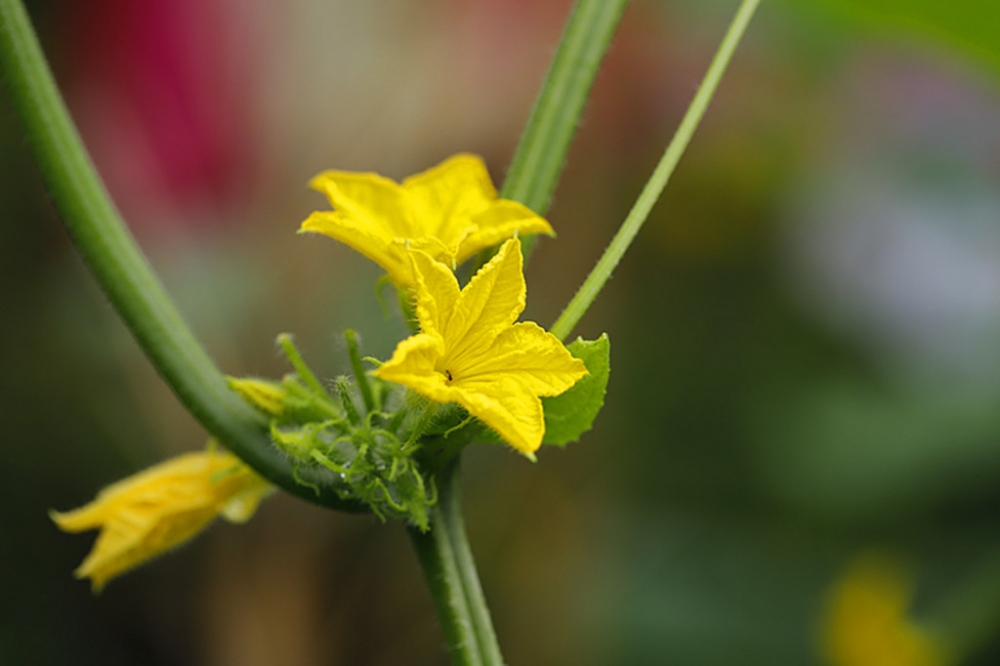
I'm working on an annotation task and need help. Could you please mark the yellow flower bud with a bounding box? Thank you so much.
[227,376,287,416]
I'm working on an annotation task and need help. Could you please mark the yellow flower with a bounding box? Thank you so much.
[821,552,950,666]
[375,236,587,455]
[51,449,272,592]
[301,153,554,285]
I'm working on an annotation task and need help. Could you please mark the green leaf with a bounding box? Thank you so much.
[801,0,1000,73]
[542,334,610,446]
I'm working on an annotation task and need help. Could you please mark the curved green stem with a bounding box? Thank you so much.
[409,460,503,666]
[550,0,762,341]
[0,0,355,510]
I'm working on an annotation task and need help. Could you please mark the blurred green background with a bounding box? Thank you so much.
[4,0,1000,663]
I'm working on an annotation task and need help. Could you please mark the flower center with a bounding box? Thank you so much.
[434,358,455,383]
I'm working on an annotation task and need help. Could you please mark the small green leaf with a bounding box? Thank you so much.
[542,334,610,446]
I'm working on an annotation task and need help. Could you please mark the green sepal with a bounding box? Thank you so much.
[541,334,610,446]
[280,375,342,423]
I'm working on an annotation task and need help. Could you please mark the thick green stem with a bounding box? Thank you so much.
[550,0,762,341]
[488,0,628,263]
[409,460,503,666]
[0,0,354,509]
[502,0,628,213]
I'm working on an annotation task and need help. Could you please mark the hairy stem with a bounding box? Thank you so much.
[409,460,503,666]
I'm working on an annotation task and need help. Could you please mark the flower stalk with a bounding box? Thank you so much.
[408,459,503,666]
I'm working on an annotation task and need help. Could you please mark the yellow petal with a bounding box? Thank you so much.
[402,153,497,245]
[453,322,587,397]
[400,236,455,266]
[309,170,413,237]
[375,336,548,452]
[444,237,526,367]
[73,505,217,592]
[456,200,554,264]
[51,450,271,592]
[301,210,410,285]
[409,249,462,340]
[374,333,447,397]
[450,375,546,453]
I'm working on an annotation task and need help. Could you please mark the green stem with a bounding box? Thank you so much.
[410,3,636,659]
[277,333,330,398]
[409,460,503,666]
[0,0,354,510]
[549,0,762,341]
[487,0,628,264]
[344,329,375,413]
[447,476,504,665]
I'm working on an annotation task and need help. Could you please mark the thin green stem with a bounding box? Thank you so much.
[550,0,762,341]
[0,0,354,509]
[344,329,375,413]
[277,333,329,398]
[409,460,503,666]
[335,377,362,426]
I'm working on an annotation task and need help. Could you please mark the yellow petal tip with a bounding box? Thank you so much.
[53,450,272,590]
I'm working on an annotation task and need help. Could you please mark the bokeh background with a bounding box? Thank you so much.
[3,0,1000,663]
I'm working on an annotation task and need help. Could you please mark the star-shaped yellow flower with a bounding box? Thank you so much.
[301,153,554,285]
[375,236,587,455]
[51,449,271,592]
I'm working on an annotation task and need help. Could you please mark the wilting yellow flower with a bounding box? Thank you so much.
[301,153,554,285]
[375,236,587,454]
[821,552,950,666]
[52,450,272,592]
